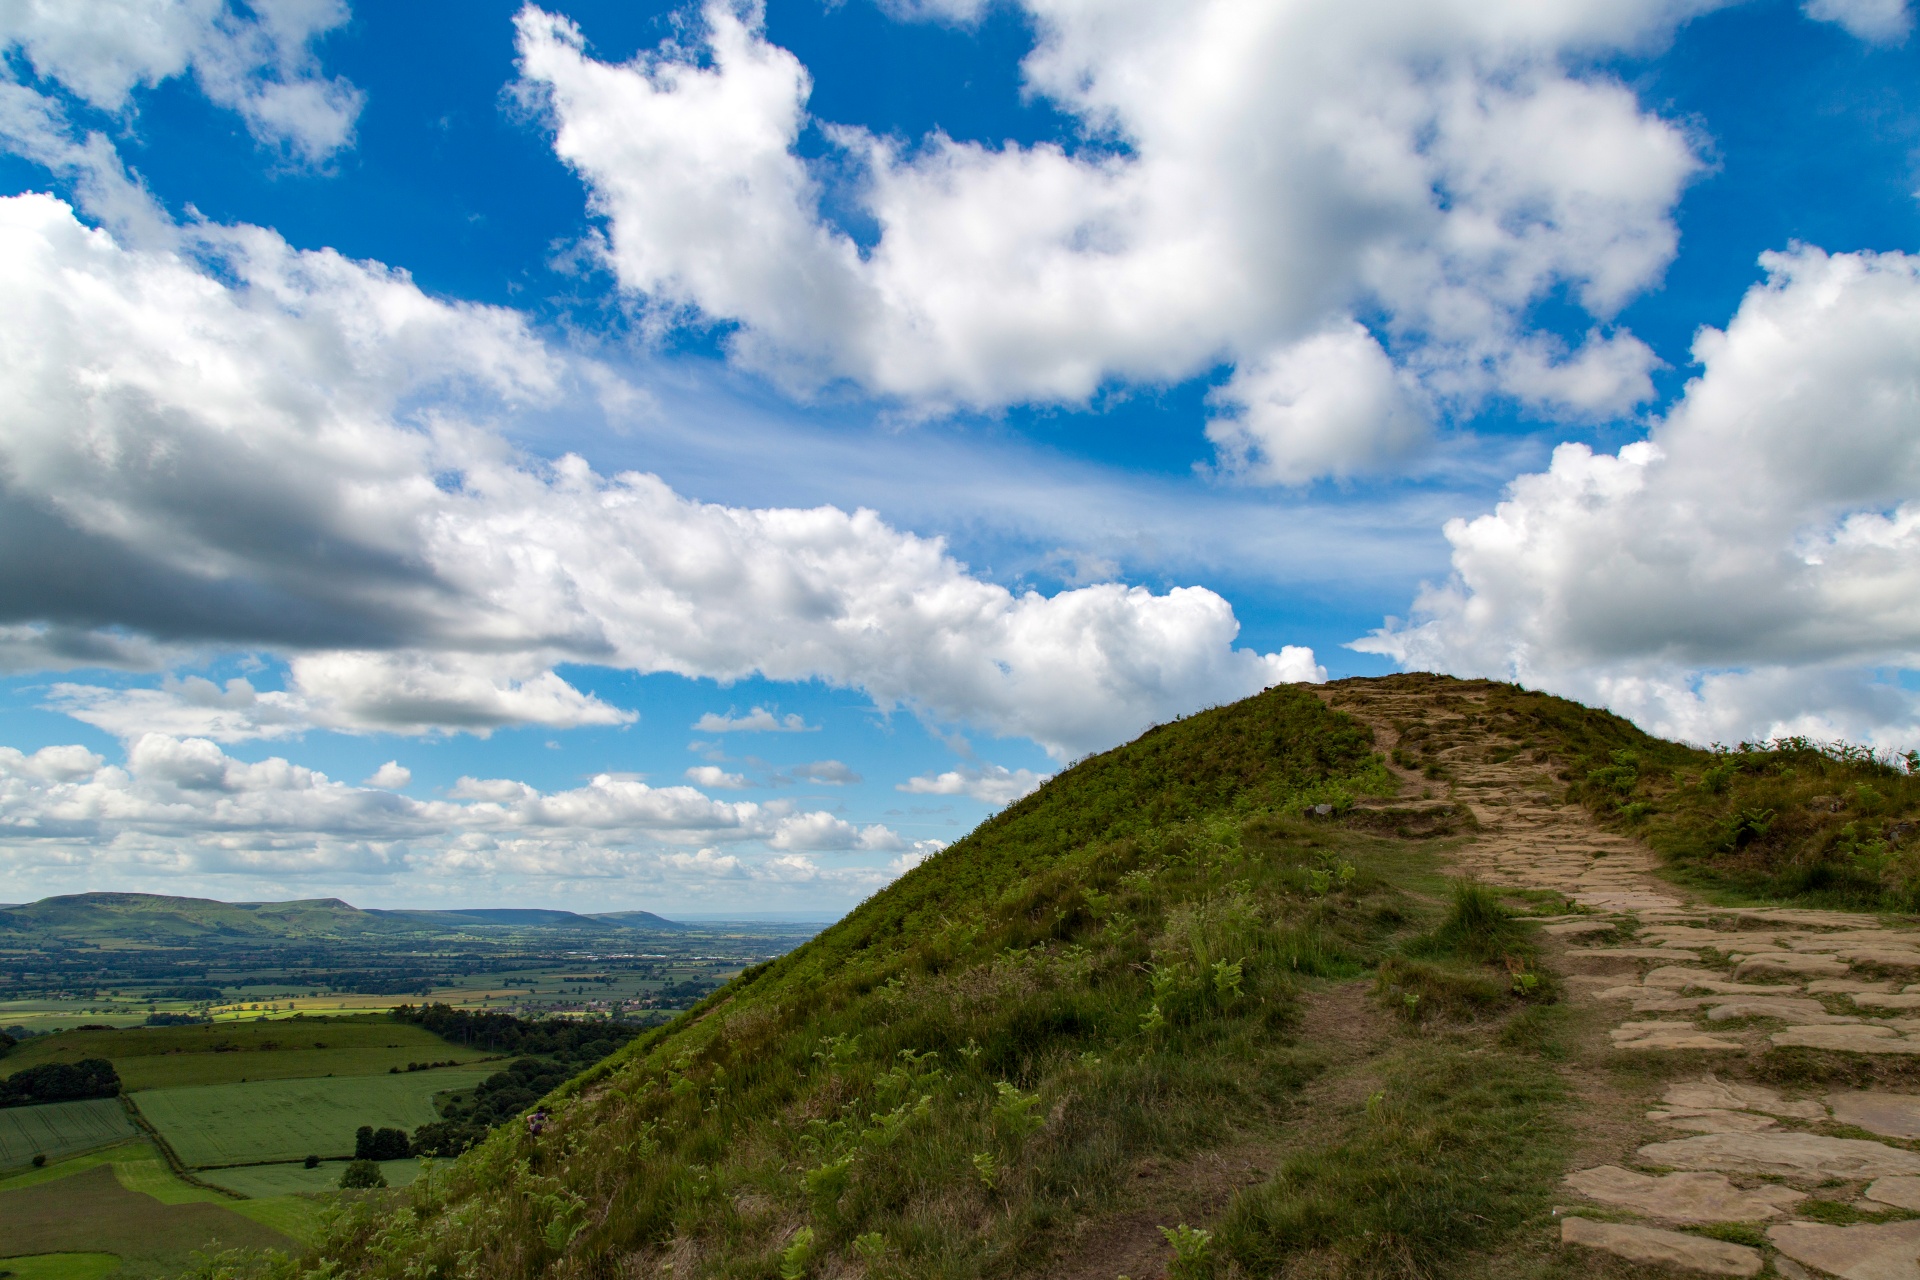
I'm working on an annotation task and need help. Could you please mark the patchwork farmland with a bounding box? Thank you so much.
[1,1006,642,1276]
[135,1066,497,1167]
[0,1097,136,1168]
[0,877,807,1277]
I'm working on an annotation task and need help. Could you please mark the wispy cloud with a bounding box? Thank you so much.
[692,707,815,734]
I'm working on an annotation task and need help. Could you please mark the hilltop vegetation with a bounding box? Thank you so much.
[223,683,1582,1280]
[1379,673,1920,910]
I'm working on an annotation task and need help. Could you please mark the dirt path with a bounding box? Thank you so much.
[1323,679,1920,1279]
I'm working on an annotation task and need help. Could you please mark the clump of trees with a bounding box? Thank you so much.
[390,1004,642,1057]
[391,1005,646,1158]
[355,1125,411,1160]
[0,1059,120,1107]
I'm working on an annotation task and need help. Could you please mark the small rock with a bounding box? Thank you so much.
[1563,1165,1802,1222]
[1561,1217,1762,1276]
[1865,1176,1920,1211]
[1768,1218,1920,1280]
[1649,1108,1778,1133]
[1639,1131,1920,1180]
[1773,1025,1920,1055]
[1828,1092,1920,1140]
[1664,1076,1826,1120]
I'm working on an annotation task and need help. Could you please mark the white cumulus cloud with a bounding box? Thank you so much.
[685,765,750,789]
[898,764,1051,806]
[364,760,411,789]
[0,0,362,164]
[1358,246,1920,750]
[1803,0,1911,43]
[515,0,1714,480]
[768,811,907,853]
[0,193,1316,758]
[0,733,932,900]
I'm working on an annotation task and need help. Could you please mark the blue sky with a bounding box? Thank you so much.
[0,0,1917,915]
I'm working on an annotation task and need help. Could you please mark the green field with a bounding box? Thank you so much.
[0,1163,288,1277]
[0,1254,121,1280]
[2,1016,493,1091]
[202,1156,421,1197]
[134,1068,496,1167]
[0,1099,138,1170]
[0,1141,328,1262]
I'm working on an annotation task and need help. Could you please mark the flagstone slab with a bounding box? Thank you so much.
[1650,1108,1779,1132]
[1828,1093,1920,1140]
[1736,954,1853,980]
[1768,1219,1920,1280]
[1613,1021,1747,1050]
[1729,909,1883,927]
[1646,966,1734,988]
[1665,1077,1826,1120]
[1564,1165,1803,1222]
[1707,998,1854,1023]
[1845,951,1920,972]
[1866,1177,1920,1211]
[1814,980,1900,994]
[1774,1025,1920,1055]
[1639,1132,1920,1180]
[1561,1217,1762,1275]
[1543,919,1617,937]
[1854,995,1920,1011]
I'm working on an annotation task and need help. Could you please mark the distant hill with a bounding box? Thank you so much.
[584,910,687,930]
[0,892,686,944]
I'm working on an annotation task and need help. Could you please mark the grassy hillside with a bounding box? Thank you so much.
[201,684,1592,1280]
[1375,672,1920,909]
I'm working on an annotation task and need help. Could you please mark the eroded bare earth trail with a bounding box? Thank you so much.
[1324,680,1920,1279]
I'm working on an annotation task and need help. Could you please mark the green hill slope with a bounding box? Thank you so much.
[203,676,1920,1280]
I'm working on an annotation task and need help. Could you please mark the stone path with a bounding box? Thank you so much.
[1320,680,1920,1279]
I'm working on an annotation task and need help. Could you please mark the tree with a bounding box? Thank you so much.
[339,1159,386,1190]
